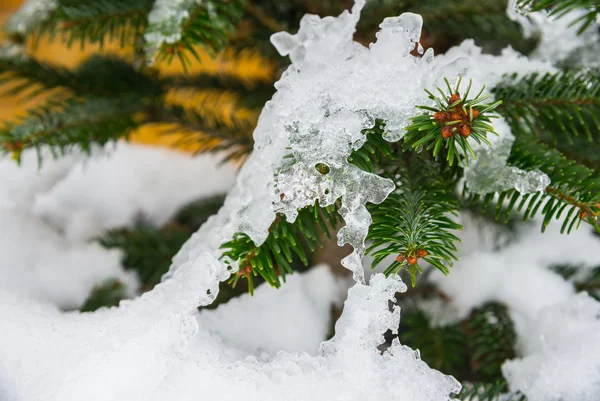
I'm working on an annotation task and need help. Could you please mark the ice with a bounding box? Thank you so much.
[463,118,550,194]
[4,0,57,35]
[144,0,203,65]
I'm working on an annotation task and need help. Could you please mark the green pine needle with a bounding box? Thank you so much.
[404,77,501,167]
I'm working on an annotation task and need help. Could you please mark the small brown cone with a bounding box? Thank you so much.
[448,93,461,106]
[441,126,454,139]
[459,124,471,138]
[434,112,448,124]
[417,249,427,258]
[408,256,418,265]
[396,254,405,263]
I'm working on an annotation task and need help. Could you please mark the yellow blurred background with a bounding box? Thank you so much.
[0,0,272,152]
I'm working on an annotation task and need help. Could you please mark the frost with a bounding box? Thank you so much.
[144,0,202,65]
[4,0,58,35]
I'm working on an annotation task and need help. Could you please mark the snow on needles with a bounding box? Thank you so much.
[0,1,597,400]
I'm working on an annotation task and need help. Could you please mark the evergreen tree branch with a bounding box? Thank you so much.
[149,103,255,162]
[404,78,502,167]
[219,122,391,293]
[494,71,600,151]
[463,303,517,382]
[366,152,462,286]
[399,309,469,377]
[455,381,524,401]
[145,0,246,68]
[0,55,162,99]
[23,0,154,48]
[464,138,600,233]
[161,72,275,109]
[220,201,341,294]
[0,96,145,162]
[518,0,600,34]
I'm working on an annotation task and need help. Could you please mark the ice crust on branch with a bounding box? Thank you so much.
[463,118,550,194]
[4,0,57,35]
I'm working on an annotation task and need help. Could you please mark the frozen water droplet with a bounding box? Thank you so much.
[415,145,424,153]
[417,42,424,55]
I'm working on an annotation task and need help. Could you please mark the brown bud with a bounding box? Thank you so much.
[448,93,461,105]
[471,109,480,119]
[458,124,471,138]
[580,209,589,219]
[417,249,427,258]
[441,126,454,139]
[396,254,405,263]
[449,111,463,121]
[408,256,418,265]
[434,112,448,124]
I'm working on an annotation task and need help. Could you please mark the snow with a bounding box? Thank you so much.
[503,293,600,401]
[430,215,600,400]
[507,0,600,66]
[4,0,58,35]
[33,143,236,241]
[0,143,235,309]
[1,0,598,400]
[198,265,345,355]
[144,0,203,65]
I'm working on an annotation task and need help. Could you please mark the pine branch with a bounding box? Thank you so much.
[464,138,600,233]
[366,152,462,286]
[145,0,246,68]
[464,303,517,382]
[0,96,145,162]
[0,55,162,99]
[161,71,275,109]
[518,0,600,34]
[149,103,255,162]
[220,201,341,294]
[551,264,600,301]
[0,56,74,99]
[80,279,127,312]
[99,195,225,291]
[219,122,391,293]
[399,309,469,377]
[456,381,524,401]
[404,77,502,167]
[17,0,155,48]
[494,71,600,151]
